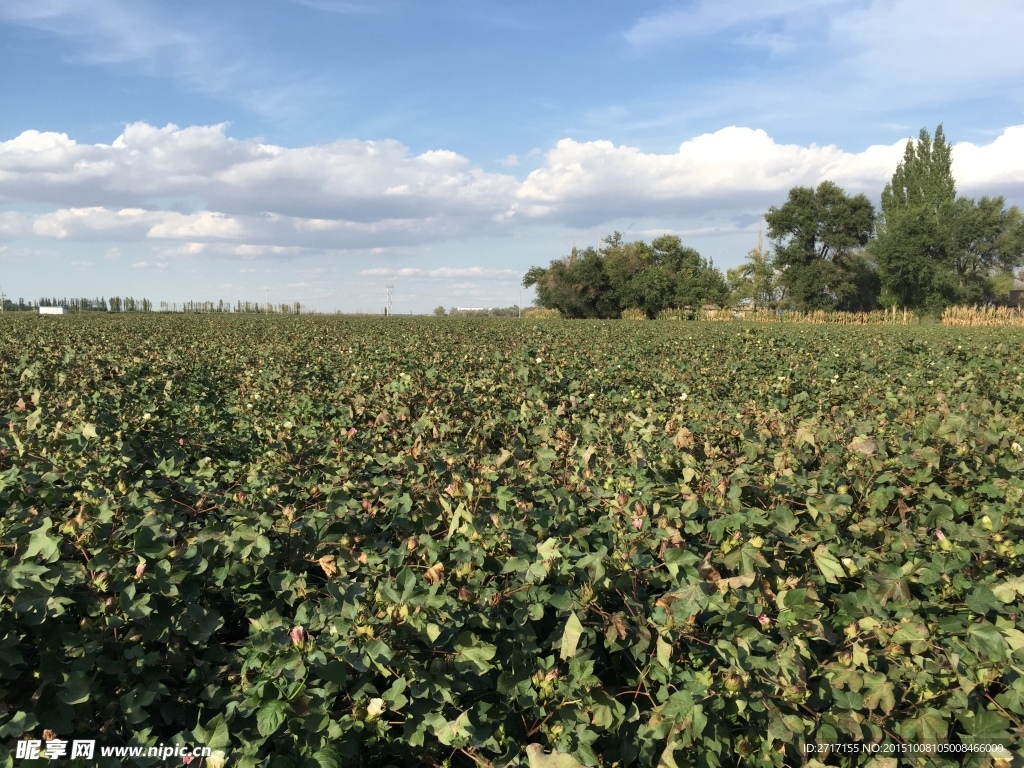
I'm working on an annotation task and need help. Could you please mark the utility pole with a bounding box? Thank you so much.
[0,285,5,313]
[386,284,393,316]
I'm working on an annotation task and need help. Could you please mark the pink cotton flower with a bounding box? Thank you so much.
[289,626,308,648]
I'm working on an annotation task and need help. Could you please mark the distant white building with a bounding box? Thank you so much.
[38,306,66,315]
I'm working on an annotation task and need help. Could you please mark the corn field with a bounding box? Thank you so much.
[942,305,1024,327]
[688,306,919,324]
[523,307,562,320]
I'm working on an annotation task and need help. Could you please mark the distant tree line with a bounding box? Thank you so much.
[0,297,305,314]
[524,125,1024,317]
[438,306,522,317]
[158,300,305,314]
[2,296,153,312]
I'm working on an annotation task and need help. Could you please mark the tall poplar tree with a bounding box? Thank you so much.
[873,125,958,311]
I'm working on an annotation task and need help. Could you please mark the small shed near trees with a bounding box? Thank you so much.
[38,306,66,315]
[1010,279,1024,307]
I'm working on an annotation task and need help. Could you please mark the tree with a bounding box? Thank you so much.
[523,234,727,318]
[873,125,958,311]
[727,246,785,308]
[433,306,446,316]
[949,196,1024,303]
[765,181,876,311]
[523,244,617,318]
[874,125,1024,310]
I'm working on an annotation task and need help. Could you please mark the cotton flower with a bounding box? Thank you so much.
[207,751,227,768]
[289,626,308,648]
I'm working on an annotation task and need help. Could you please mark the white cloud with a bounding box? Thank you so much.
[2,123,519,247]
[5,121,1024,255]
[358,266,518,279]
[0,211,29,238]
[511,126,1024,226]
[511,128,897,224]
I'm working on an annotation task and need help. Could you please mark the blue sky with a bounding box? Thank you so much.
[2,0,1023,312]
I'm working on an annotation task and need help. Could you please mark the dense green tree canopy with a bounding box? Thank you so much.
[764,181,877,311]
[873,125,1024,311]
[524,125,1022,317]
[873,125,958,311]
[523,234,727,318]
[726,247,785,309]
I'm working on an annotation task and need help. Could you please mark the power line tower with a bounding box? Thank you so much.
[386,284,393,316]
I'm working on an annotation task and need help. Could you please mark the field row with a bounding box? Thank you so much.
[1,315,1023,767]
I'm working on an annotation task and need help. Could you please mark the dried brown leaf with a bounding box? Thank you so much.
[424,563,445,585]
[318,555,338,578]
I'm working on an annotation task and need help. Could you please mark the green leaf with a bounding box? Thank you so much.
[889,620,930,652]
[559,611,584,660]
[81,422,97,439]
[955,708,1011,746]
[656,636,672,668]
[967,586,1002,616]
[194,713,230,750]
[898,707,947,744]
[992,577,1024,603]
[869,566,910,605]
[311,748,341,768]
[812,545,846,584]
[58,672,92,705]
[967,623,1008,662]
[454,633,498,673]
[257,699,291,737]
[434,710,473,747]
[21,520,61,562]
[0,711,38,738]
[862,672,895,714]
[12,582,53,626]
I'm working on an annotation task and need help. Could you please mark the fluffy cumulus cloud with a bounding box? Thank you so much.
[358,266,518,279]
[0,122,519,249]
[511,127,1024,226]
[3,121,1024,254]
